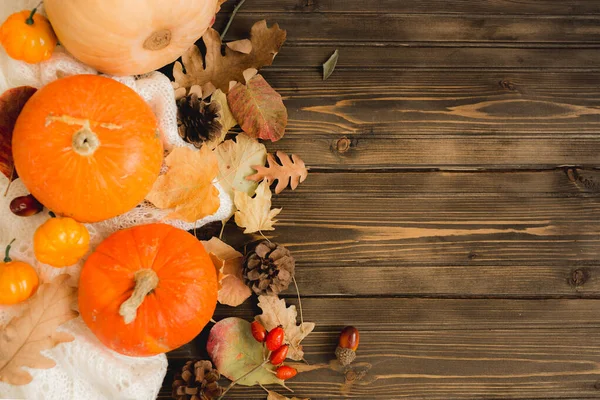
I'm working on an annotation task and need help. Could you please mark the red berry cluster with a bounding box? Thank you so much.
[251,321,298,380]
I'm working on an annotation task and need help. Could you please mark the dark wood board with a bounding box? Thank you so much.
[161,1,600,399]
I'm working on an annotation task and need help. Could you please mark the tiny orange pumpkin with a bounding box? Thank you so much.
[34,213,90,267]
[0,239,39,305]
[0,5,58,64]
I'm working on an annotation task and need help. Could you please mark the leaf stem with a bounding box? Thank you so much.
[217,359,270,400]
[220,0,246,40]
[4,165,15,197]
[292,276,304,325]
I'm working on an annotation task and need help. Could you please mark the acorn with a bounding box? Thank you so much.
[335,326,359,367]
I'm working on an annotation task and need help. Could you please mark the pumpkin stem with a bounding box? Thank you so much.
[26,2,43,25]
[4,239,16,263]
[48,211,56,218]
[119,269,159,324]
[72,122,101,156]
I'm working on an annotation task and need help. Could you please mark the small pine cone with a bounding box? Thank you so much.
[243,241,295,296]
[176,93,223,148]
[335,346,356,367]
[172,359,223,400]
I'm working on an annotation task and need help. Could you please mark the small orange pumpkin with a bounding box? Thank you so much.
[0,239,39,305]
[12,75,164,223]
[34,213,90,267]
[78,223,218,356]
[0,6,57,64]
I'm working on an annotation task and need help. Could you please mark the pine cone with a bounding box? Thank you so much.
[176,93,223,148]
[243,241,295,296]
[172,360,223,400]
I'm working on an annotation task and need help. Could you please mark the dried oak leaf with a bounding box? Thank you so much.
[255,295,315,361]
[202,237,251,307]
[267,390,310,400]
[0,86,37,180]
[228,74,288,142]
[146,146,220,223]
[247,151,308,194]
[173,20,286,96]
[234,181,281,234]
[0,274,78,385]
[215,133,267,201]
[209,88,238,149]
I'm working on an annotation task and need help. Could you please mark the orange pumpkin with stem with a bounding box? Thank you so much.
[12,75,164,223]
[0,3,58,64]
[34,212,90,267]
[0,239,39,305]
[78,224,218,356]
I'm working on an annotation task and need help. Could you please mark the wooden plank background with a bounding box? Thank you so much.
[160,1,600,399]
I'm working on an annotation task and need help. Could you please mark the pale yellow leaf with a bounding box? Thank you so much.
[0,274,78,385]
[215,134,267,200]
[234,181,281,234]
[255,295,315,361]
[205,89,237,150]
[202,237,251,307]
[146,146,220,222]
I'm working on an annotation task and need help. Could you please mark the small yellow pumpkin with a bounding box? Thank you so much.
[34,213,90,267]
[0,239,39,305]
[0,6,58,64]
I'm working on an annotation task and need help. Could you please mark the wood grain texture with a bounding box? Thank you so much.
[162,2,600,399]
[219,0,600,15]
[218,14,600,44]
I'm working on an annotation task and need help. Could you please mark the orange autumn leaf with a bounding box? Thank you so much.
[146,146,220,222]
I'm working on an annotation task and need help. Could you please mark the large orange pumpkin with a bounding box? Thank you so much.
[78,223,218,357]
[12,75,163,223]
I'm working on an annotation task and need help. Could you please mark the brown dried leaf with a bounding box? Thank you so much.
[247,151,308,194]
[146,146,220,222]
[228,74,288,142]
[234,181,281,234]
[227,39,252,54]
[255,295,315,361]
[173,20,286,96]
[202,237,251,307]
[0,86,37,180]
[0,274,78,385]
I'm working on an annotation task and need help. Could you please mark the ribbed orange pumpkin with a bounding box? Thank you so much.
[78,224,218,357]
[12,75,163,223]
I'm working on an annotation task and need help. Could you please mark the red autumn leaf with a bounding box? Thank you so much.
[227,74,287,142]
[0,86,37,180]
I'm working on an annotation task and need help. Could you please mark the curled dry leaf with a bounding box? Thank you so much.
[228,74,288,142]
[247,151,308,194]
[0,86,37,180]
[0,274,78,385]
[202,237,251,307]
[215,133,267,201]
[322,49,339,81]
[255,295,315,361]
[207,317,284,387]
[227,39,253,54]
[173,20,286,96]
[234,181,281,234]
[146,146,220,222]
[209,89,238,150]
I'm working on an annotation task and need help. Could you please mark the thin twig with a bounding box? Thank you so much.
[220,0,247,40]
[292,276,304,325]
[217,359,269,400]
[3,165,14,197]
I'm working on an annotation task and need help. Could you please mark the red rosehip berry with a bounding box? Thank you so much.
[269,344,289,365]
[265,326,285,351]
[251,321,267,343]
[276,365,297,380]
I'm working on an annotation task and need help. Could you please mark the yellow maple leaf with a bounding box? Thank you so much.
[234,181,281,233]
[146,146,220,222]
